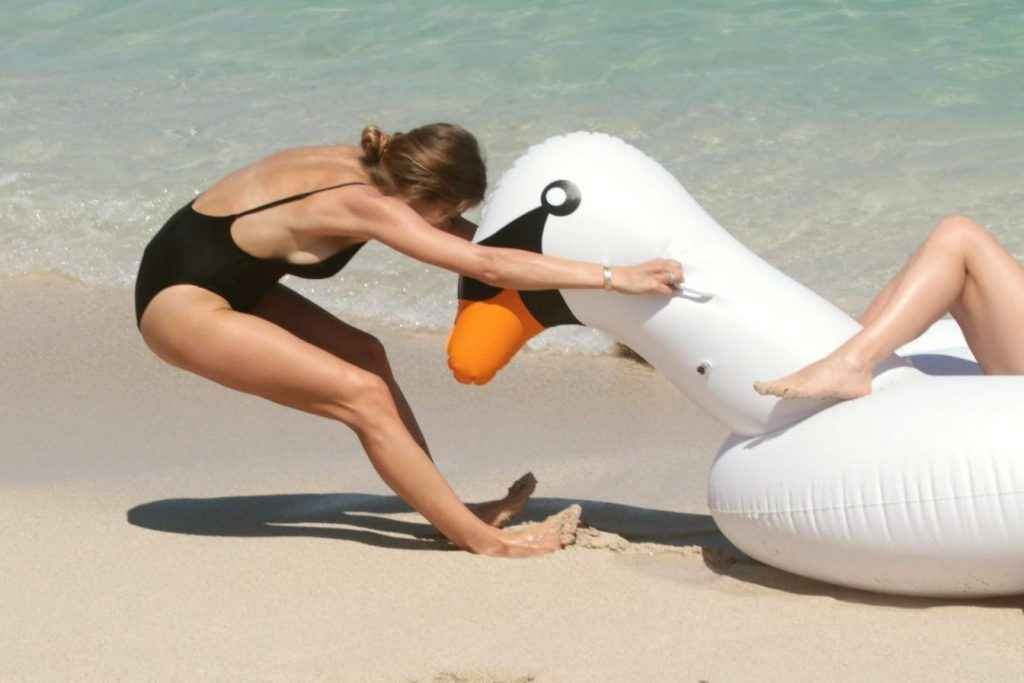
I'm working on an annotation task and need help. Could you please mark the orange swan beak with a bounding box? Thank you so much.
[447,288,546,385]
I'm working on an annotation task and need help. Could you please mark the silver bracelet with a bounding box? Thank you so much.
[602,265,614,291]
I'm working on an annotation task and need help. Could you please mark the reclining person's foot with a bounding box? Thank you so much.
[753,353,873,401]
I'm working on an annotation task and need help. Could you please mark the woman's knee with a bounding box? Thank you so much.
[930,214,987,249]
[317,369,398,433]
[361,333,389,367]
[344,331,390,372]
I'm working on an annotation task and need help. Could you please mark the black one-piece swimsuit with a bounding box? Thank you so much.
[134,182,367,328]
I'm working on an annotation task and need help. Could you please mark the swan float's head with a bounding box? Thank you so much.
[447,178,583,384]
[448,132,889,435]
[448,132,703,383]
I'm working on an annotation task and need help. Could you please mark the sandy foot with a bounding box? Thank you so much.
[500,504,583,550]
[753,352,873,400]
[466,472,537,528]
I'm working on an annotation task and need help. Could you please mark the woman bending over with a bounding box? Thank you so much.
[135,123,683,557]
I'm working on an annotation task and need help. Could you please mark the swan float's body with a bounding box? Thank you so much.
[447,132,1023,597]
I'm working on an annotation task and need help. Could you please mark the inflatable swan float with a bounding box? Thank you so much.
[446,132,1023,598]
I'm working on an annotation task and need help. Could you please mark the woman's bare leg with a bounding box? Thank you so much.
[754,215,1024,400]
[139,285,579,556]
[249,285,431,450]
[247,284,537,527]
[856,257,913,327]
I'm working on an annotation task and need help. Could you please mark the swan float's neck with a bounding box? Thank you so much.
[565,212,916,436]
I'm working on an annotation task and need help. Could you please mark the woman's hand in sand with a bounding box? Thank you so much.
[470,504,582,558]
[611,259,684,295]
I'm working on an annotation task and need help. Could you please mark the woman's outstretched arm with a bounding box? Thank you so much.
[340,190,683,295]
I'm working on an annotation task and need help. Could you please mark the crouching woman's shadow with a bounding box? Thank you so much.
[127,493,451,551]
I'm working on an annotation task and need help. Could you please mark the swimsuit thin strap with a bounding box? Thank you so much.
[233,181,368,218]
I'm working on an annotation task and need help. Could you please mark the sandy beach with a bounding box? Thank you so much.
[6,0,1024,678]
[1,272,1020,682]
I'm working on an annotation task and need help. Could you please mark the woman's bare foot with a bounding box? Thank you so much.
[465,472,537,528]
[492,504,582,558]
[753,352,874,400]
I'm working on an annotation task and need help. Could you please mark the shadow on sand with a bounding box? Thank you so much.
[127,492,1022,613]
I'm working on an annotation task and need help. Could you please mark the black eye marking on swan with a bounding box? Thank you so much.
[541,180,581,216]
[458,179,583,328]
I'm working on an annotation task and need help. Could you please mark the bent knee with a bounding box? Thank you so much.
[360,333,388,366]
[341,331,389,372]
[316,370,398,432]
[931,214,987,248]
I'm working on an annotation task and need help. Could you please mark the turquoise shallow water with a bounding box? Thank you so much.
[3,1,1022,351]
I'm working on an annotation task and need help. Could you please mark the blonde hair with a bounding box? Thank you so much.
[360,123,486,214]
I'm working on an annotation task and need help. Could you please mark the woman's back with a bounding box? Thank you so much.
[134,146,372,327]
[190,145,370,265]
[193,145,367,217]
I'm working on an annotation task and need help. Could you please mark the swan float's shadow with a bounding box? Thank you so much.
[126,493,1020,612]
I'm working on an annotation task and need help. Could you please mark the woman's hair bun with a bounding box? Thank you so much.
[358,122,486,209]
[360,125,394,165]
